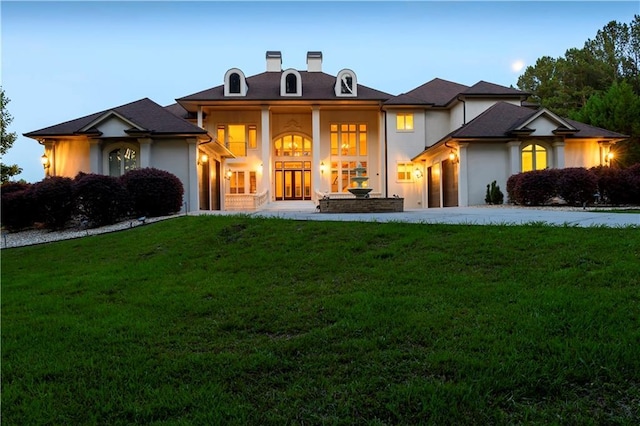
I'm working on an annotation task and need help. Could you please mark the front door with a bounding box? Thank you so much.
[275,161,312,200]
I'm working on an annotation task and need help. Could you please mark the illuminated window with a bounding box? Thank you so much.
[249,171,257,194]
[396,113,414,131]
[216,124,258,157]
[521,144,547,172]
[107,145,137,177]
[274,134,312,157]
[229,171,245,194]
[331,161,367,193]
[330,123,367,157]
[397,162,414,182]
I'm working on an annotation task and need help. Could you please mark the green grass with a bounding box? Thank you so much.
[2,216,640,425]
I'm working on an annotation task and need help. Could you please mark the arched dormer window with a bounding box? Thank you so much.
[224,68,247,97]
[335,69,357,97]
[280,69,302,97]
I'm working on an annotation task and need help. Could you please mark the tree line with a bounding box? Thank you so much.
[517,15,640,166]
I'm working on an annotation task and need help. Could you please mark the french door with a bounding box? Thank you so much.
[275,161,311,200]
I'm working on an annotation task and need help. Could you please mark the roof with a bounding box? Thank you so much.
[25,98,207,138]
[384,78,469,106]
[177,71,393,103]
[461,81,529,97]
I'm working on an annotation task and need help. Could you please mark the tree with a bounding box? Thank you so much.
[1,87,22,183]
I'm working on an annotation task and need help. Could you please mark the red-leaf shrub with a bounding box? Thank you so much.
[506,173,522,204]
[624,163,640,204]
[556,167,598,206]
[74,173,130,227]
[512,169,558,206]
[590,166,630,205]
[120,168,184,217]
[31,176,75,230]
[1,184,35,231]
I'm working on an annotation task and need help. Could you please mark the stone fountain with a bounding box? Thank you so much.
[347,162,373,199]
[318,162,404,213]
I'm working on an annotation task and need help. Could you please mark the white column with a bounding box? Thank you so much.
[138,138,152,168]
[186,138,198,213]
[553,141,565,169]
[312,106,321,200]
[261,106,271,196]
[197,106,203,128]
[507,141,521,176]
[458,143,469,207]
[380,110,387,197]
[89,139,102,174]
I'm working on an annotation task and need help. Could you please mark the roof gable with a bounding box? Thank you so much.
[25,98,206,138]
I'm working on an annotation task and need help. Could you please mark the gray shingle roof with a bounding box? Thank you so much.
[25,98,206,138]
[384,78,469,106]
[177,71,393,103]
[461,81,529,97]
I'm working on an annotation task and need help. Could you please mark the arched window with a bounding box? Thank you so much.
[280,69,302,96]
[335,69,358,97]
[229,73,241,94]
[274,134,311,157]
[285,73,297,94]
[108,145,138,176]
[522,144,547,172]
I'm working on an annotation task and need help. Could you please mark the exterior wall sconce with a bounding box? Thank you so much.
[320,162,326,175]
[606,150,614,165]
[40,154,50,169]
[225,169,232,180]
[444,141,459,163]
[198,153,208,165]
[414,168,423,179]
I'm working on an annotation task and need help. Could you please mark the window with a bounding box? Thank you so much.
[229,171,245,194]
[335,69,358,96]
[330,124,367,157]
[249,171,257,194]
[522,144,547,172]
[108,146,137,177]
[274,134,312,157]
[331,161,368,193]
[397,162,414,182]
[341,75,353,94]
[217,124,257,157]
[229,73,241,94]
[285,73,297,94]
[396,113,414,131]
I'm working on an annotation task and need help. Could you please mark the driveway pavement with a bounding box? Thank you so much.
[248,206,640,228]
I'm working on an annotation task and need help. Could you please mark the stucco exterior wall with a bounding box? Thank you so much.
[97,116,134,137]
[466,143,509,206]
[450,103,464,130]
[425,110,450,147]
[528,115,560,136]
[565,139,601,168]
[150,139,192,210]
[52,138,90,178]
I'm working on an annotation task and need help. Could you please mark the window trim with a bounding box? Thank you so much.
[216,124,258,157]
[521,143,548,172]
[396,161,415,183]
[396,112,414,132]
[330,123,368,157]
[280,69,302,97]
[103,142,139,177]
[335,69,358,97]
[224,68,248,97]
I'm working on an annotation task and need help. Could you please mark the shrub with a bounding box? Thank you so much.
[506,174,521,204]
[31,176,75,230]
[624,163,640,205]
[590,166,630,205]
[1,184,35,231]
[74,173,130,227]
[556,167,598,206]
[120,168,184,217]
[512,169,558,206]
[484,180,504,205]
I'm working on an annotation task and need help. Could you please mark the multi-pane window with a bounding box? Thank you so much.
[522,144,547,172]
[108,147,137,177]
[229,73,241,94]
[217,124,257,157]
[229,171,245,194]
[397,162,414,182]
[331,161,368,193]
[249,171,257,194]
[396,113,414,131]
[274,134,311,157]
[330,124,367,156]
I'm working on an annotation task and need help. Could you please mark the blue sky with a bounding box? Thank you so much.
[2,1,638,183]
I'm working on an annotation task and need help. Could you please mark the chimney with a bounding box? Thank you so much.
[307,51,322,72]
[266,51,282,72]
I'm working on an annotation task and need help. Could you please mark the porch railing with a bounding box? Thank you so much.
[225,190,269,211]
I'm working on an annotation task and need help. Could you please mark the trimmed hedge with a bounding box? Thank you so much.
[1,183,35,232]
[510,169,558,206]
[556,167,598,206]
[74,173,130,227]
[31,176,75,230]
[120,168,184,217]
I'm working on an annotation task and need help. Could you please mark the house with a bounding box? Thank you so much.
[25,51,627,212]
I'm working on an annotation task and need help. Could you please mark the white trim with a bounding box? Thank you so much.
[280,69,302,97]
[102,142,139,176]
[80,111,143,133]
[224,68,248,97]
[335,69,357,97]
[515,108,576,132]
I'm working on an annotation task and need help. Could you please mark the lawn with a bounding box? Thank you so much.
[2,216,639,424]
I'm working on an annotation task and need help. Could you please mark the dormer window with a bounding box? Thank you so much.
[280,69,302,97]
[224,68,247,97]
[229,73,241,94]
[335,69,357,97]
[285,73,297,94]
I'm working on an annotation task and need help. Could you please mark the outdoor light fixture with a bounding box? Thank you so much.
[225,169,233,180]
[414,168,423,179]
[444,141,459,163]
[320,162,326,175]
[40,154,50,169]
[198,153,208,165]
[607,151,614,162]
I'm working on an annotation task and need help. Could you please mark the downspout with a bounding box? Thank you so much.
[457,96,466,125]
